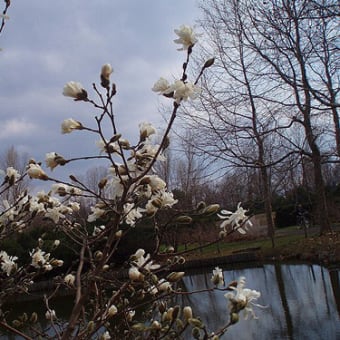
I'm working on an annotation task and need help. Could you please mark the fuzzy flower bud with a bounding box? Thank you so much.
[27,163,48,180]
[63,81,87,100]
[183,306,193,321]
[64,273,75,285]
[45,310,56,320]
[128,267,143,281]
[100,63,113,88]
[61,118,83,134]
[108,304,118,317]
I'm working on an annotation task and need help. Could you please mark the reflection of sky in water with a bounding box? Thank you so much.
[1,264,339,339]
[179,264,340,340]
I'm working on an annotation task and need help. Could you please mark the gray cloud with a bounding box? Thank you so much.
[0,0,201,182]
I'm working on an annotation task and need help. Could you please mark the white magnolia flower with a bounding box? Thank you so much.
[87,205,106,222]
[174,25,199,50]
[1,199,17,221]
[45,152,58,170]
[51,183,82,196]
[132,248,160,271]
[123,203,144,226]
[134,142,161,162]
[147,175,167,191]
[157,191,178,207]
[5,167,20,183]
[29,198,46,214]
[68,202,80,212]
[128,267,143,281]
[45,207,65,224]
[27,163,48,180]
[45,309,56,320]
[107,176,125,198]
[145,199,158,215]
[0,251,18,276]
[218,202,252,234]
[171,80,201,103]
[225,276,262,319]
[152,77,172,94]
[139,122,156,139]
[61,118,82,134]
[211,266,224,286]
[62,81,87,100]
[100,331,111,340]
[64,273,75,285]
[96,139,120,154]
[30,248,50,269]
[92,225,106,236]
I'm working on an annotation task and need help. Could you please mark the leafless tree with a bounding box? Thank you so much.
[240,0,338,233]
[0,145,29,207]
[172,130,208,208]
[190,0,338,234]
[180,0,303,245]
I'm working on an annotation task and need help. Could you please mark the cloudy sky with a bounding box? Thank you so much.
[0,0,203,183]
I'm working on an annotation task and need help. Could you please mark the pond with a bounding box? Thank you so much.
[1,263,339,339]
[179,263,340,340]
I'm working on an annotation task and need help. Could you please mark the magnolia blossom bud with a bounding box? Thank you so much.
[128,267,143,281]
[163,307,174,322]
[115,230,122,238]
[63,81,87,100]
[98,177,108,189]
[45,152,67,170]
[204,204,220,215]
[64,273,75,285]
[183,306,193,321]
[94,251,103,261]
[174,215,192,224]
[61,118,82,134]
[108,304,118,317]
[158,279,172,292]
[87,321,95,333]
[151,320,161,330]
[139,122,156,140]
[30,312,38,323]
[51,259,64,267]
[166,272,185,282]
[204,58,215,68]
[27,163,48,180]
[45,310,56,320]
[101,63,113,88]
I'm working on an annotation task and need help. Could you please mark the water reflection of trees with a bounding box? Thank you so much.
[2,265,339,339]
[177,264,340,340]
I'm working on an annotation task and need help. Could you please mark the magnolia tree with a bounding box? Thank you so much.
[0,20,261,340]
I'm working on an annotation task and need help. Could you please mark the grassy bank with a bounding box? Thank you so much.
[181,226,340,267]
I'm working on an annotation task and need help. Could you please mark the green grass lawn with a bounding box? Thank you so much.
[177,224,339,261]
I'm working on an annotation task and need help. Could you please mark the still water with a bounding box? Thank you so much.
[1,263,339,339]
[179,263,340,340]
